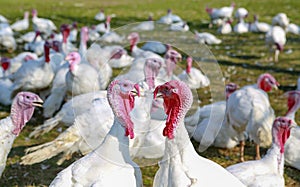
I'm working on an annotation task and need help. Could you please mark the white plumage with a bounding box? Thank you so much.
[265,26,286,62]
[49,80,142,187]
[250,15,271,33]
[31,9,57,37]
[153,80,245,187]
[30,91,108,138]
[177,56,210,89]
[206,3,235,28]
[227,116,293,187]
[132,17,154,31]
[10,11,29,31]
[272,13,289,29]
[235,8,248,20]
[9,42,55,96]
[224,73,278,161]
[234,19,249,34]
[194,30,222,44]
[157,9,182,25]
[283,90,300,170]
[0,92,42,177]
[94,9,106,21]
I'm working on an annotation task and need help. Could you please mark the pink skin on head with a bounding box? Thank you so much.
[107,80,140,139]
[110,49,126,60]
[128,32,139,52]
[154,80,193,139]
[205,7,213,14]
[23,55,35,62]
[164,48,182,77]
[284,90,300,116]
[257,73,279,92]
[65,52,81,72]
[31,9,37,17]
[80,26,89,45]
[272,117,292,153]
[10,92,43,136]
[275,43,284,51]
[144,58,163,89]
[60,24,71,43]
[225,82,238,100]
[1,57,10,71]
[186,56,193,74]
[24,11,29,19]
[52,41,61,52]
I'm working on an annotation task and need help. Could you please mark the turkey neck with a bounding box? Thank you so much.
[165,120,195,158]
[262,144,284,176]
[95,117,131,164]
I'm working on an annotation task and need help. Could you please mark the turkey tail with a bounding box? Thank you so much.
[21,126,80,165]
[43,87,66,118]
[29,112,63,138]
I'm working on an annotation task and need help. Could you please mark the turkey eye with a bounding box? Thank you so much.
[26,96,30,99]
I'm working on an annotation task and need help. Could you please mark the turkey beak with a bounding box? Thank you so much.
[32,97,44,107]
[132,83,141,97]
[153,85,163,99]
[273,82,279,90]
[65,56,71,61]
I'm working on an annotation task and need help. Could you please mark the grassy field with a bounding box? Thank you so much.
[0,0,300,186]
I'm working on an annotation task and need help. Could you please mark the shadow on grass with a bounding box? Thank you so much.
[1,145,80,187]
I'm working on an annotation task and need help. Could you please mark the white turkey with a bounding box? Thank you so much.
[217,19,232,34]
[157,9,182,25]
[272,13,289,29]
[283,90,300,170]
[9,41,55,97]
[249,15,271,33]
[42,63,68,118]
[49,80,143,187]
[88,25,100,42]
[233,18,249,34]
[153,80,245,186]
[194,30,222,45]
[68,22,78,43]
[265,26,286,62]
[286,23,300,35]
[177,56,210,89]
[95,16,111,33]
[10,11,29,32]
[127,32,164,59]
[186,83,240,151]
[0,92,42,177]
[234,8,248,20]
[169,21,189,32]
[24,31,45,56]
[65,51,101,98]
[94,9,106,21]
[224,73,279,161]
[22,95,113,165]
[22,61,164,164]
[31,9,57,37]
[132,16,154,31]
[206,3,235,28]
[18,31,43,43]
[140,41,167,55]
[0,77,13,106]
[227,116,293,187]
[1,52,38,76]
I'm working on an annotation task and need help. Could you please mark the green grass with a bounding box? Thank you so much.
[1,0,300,186]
